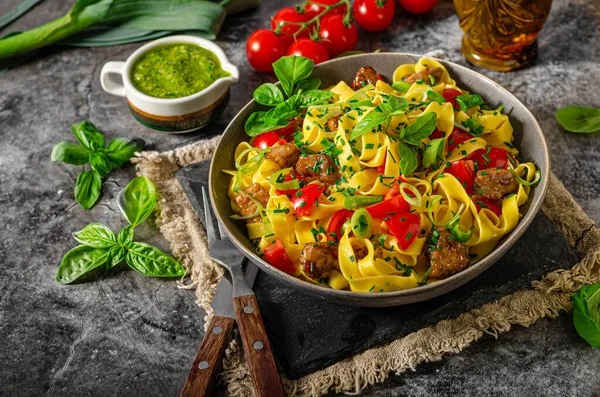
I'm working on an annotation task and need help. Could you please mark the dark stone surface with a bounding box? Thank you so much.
[0,0,599,396]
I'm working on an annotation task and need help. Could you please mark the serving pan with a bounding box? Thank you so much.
[209,53,550,307]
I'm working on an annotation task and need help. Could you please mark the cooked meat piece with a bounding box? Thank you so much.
[233,183,269,223]
[291,115,304,132]
[325,114,341,133]
[296,154,340,186]
[300,242,339,279]
[428,228,471,280]
[474,168,518,200]
[403,67,443,84]
[353,65,379,89]
[265,141,300,169]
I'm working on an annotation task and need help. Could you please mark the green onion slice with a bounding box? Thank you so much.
[450,222,473,243]
[426,88,446,103]
[509,166,541,187]
[269,168,300,191]
[392,80,412,93]
[399,182,422,207]
[344,195,384,209]
[351,208,373,238]
[235,147,267,174]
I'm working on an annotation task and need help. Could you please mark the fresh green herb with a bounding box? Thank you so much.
[391,80,412,93]
[253,83,285,106]
[51,120,144,210]
[426,88,446,103]
[344,195,384,209]
[400,112,438,145]
[456,94,485,111]
[572,282,600,347]
[462,118,484,136]
[555,106,600,133]
[349,95,409,140]
[56,177,184,285]
[422,138,445,168]
[397,141,419,176]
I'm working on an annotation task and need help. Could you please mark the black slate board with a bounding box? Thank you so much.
[177,161,578,380]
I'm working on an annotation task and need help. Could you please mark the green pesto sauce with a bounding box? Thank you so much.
[131,43,230,99]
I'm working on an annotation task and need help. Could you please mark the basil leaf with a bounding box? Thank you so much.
[397,141,419,176]
[125,242,185,277]
[119,176,156,226]
[74,170,102,210]
[105,137,145,168]
[51,142,89,165]
[245,111,288,137]
[295,77,321,93]
[388,96,408,116]
[349,111,389,141]
[117,225,134,246]
[89,152,113,177]
[555,106,600,133]
[298,90,334,108]
[401,112,438,144]
[266,99,299,123]
[273,55,314,97]
[427,88,446,103]
[73,222,117,248]
[56,245,110,284]
[253,83,285,106]
[573,282,600,347]
[422,138,445,168]
[456,94,484,112]
[108,245,126,268]
[72,120,106,151]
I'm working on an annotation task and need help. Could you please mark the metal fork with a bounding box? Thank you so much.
[201,187,285,397]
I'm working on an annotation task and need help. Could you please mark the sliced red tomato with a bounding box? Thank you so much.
[446,160,475,194]
[442,88,462,109]
[292,184,324,216]
[475,199,502,216]
[429,128,444,140]
[469,147,515,170]
[327,209,354,242]
[253,133,286,150]
[385,212,421,251]
[263,239,296,275]
[447,127,474,153]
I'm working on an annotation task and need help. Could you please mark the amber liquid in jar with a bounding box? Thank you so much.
[454,0,553,71]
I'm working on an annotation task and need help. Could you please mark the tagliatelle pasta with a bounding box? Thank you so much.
[227,57,540,293]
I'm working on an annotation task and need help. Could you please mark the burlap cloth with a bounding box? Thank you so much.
[133,136,600,397]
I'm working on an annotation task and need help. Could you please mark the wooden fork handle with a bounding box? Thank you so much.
[233,294,285,397]
[180,315,235,397]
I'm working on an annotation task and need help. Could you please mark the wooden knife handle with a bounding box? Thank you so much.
[233,294,285,397]
[180,315,235,397]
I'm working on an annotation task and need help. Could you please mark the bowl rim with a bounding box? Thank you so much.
[209,52,550,302]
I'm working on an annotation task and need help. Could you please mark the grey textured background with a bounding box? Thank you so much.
[0,0,599,396]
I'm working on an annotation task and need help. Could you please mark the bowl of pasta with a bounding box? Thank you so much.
[209,53,549,306]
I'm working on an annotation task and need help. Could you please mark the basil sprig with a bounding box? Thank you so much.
[51,120,145,210]
[245,56,334,137]
[555,106,600,133]
[573,282,600,347]
[56,176,184,284]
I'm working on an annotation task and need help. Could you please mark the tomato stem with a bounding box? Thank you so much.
[274,0,352,39]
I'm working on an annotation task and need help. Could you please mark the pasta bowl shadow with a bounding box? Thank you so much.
[209,53,549,307]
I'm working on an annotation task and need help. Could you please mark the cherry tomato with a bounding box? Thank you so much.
[292,184,324,217]
[469,147,515,170]
[263,239,296,275]
[252,133,285,150]
[246,29,289,72]
[397,0,438,14]
[353,0,395,32]
[304,0,348,18]
[287,38,330,65]
[327,209,354,242]
[442,88,462,109]
[475,199,502,216]
[271,7,311,39]
[385,212,421,251]
[447,127,474,153]
[446,160,475,194]
[318,14,359,57]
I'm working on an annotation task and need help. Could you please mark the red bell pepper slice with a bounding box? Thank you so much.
[469,146,515,170]
[327,209,354,242]
[442,88,462,110]
[447,127,474,153]
[385,212,421,251]
[275,170,304,196]
[292,184,324,217]
[475,199,502,216]
[446,160,475,194]
[429,127,444,140]
[263,239,296,275]
[367,195,410,219]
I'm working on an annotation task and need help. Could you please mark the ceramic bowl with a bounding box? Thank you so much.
[100,35,239,133]
[209,53,550,307]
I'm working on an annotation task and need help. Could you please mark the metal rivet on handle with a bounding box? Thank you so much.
[213,326,223,335]
[244,305,254,314]
[253,341,264,350]
[198,361,209,370]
